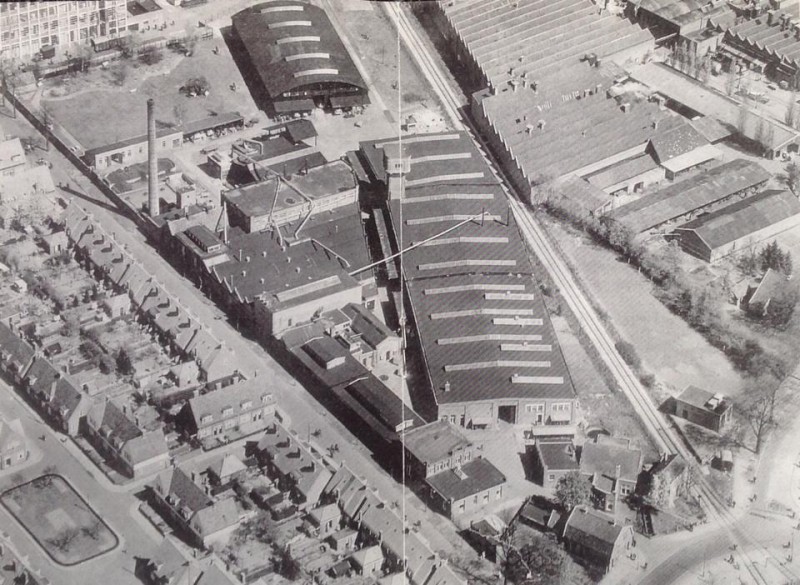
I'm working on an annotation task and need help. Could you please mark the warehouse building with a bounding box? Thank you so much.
[674,189,800,262]
[357,132,578,431]
[232,1,368,115]
[611,159,771,234]
[470,64,679,201]
[224,160,357,232]
[427,0,654,90]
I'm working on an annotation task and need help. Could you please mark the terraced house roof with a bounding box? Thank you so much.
[232,1,366,99]
[359,132,575,407]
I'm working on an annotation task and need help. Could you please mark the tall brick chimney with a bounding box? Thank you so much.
[147,98,159,217]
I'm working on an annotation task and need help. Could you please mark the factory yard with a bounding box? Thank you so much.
[41,35,261,152]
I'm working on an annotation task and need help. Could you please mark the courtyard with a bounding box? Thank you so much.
[1,474,118,566]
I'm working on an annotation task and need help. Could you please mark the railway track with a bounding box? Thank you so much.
[383,3,800,584]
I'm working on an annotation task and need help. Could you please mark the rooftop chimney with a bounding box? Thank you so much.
[147,98,159,217]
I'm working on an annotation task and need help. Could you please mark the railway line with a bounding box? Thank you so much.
[383,3,800,583]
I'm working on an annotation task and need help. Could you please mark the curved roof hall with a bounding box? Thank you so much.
[232,1,367,99]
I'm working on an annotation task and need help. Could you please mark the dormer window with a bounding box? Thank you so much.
[200,414,213,424]
[241,400,253,410]
[222,407,234,417]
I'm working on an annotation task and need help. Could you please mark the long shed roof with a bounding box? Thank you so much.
[232,1,366,99]
[612,159,771,233]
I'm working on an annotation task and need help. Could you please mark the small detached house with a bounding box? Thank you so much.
[531,439,578,489]
[672,386,732,433]
[425,458,507,519]
[0,417,28,470]
[580,437,642,514]
[307,503,342,537]
[562,505,634,573]
[350,544,385,576]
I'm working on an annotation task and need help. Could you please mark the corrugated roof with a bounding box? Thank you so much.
[612,159,771,233]
[648,122,709,163]
[675,189,800,250]
[232,1,366,99]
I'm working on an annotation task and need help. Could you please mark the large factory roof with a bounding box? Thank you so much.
[612,159,772,233]
[232,1,366,99]
[439,0,654,87]
[358,132,574,407]
[476,64,679,184]
[210,228,359,308]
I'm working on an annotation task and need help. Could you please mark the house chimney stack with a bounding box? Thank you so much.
[147,98,159,217]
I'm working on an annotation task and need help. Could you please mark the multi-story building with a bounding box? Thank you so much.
[0,1,128,61]
[151,466,241,549]
[403,420,476,480]
[178,378,276,443]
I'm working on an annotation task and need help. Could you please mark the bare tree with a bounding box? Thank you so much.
[740,377,780,454]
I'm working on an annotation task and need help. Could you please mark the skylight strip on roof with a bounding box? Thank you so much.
[374,134,461,148]
[485,292,535,300]
[285,53,331,62]
[438,333,542,345]
[274,274,341,302]
[405,172,485,187]
[493,317,543,326]
[500,343,552,352]
[294,68,339,78]
[401,193,495,204]
[417,236,509,247]
[260,5,305,12]
[444,360,551,372]
[410,152,472,164]
[430,307,533,319]
[268,20,313,29]
[419,259,515,271]
[424,283,526,295]
[276,36,321,44]
[407,214,501,225]
[511,375,565,384]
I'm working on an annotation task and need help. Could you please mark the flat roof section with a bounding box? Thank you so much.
[403,420,472,465]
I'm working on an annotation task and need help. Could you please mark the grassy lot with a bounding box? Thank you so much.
[529,245,660,462]
[329,0,446,124]
[1,475,118,566]
[541,216,745,399]
[42,36,259,151]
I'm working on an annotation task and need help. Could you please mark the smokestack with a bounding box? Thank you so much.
[147,98,159,217]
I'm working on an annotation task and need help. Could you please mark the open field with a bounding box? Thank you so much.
[328,0,447,126]
[542,217,745,398]
[1,474,118,566]
[42,36,260,151]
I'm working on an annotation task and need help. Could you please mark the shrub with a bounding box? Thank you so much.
[639,373,656,388]
[615,341,641,369]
